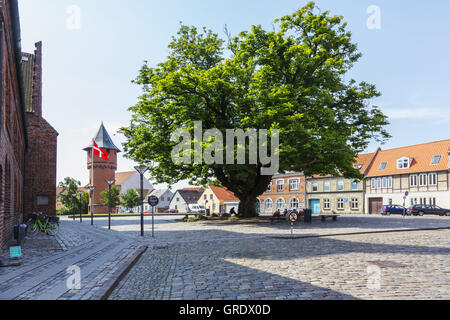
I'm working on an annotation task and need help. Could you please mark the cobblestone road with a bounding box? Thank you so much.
[109,216,450,300]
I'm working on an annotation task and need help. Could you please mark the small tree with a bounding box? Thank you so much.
[58,177,81,215]
[121,189,142,213]
[101,185,121,211]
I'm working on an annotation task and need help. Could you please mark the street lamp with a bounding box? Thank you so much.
[105,180,115,230]
[77,191,83,223]
[134,165,152,237]
[87,186,96,226]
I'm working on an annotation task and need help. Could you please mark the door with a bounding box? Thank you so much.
[309,199,321,215]
[369,198,383,214]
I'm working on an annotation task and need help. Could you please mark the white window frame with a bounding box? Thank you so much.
[397,157,410,169]
[324,181,331,192]
[289,197,299,210]
[323,199,331,210]
[351,180,358,191]
[351,198,359,210]
[277,180,285,192]
[382,177,387,188]
[388,176,393,188]
[267,182,272,191]
[377,178,381,189]
[337,198,345,210]
[276,198,285,210]
[311,182,319,192]
[410,174,418,187]
[337,179,344,191]
[289,179,299,191]
[428,173,437,186]
[264,199,273,210]
[419,174,428,186]
[371,178,376,189]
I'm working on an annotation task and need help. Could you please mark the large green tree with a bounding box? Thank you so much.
[121,2,389,218]
[121,189,142,213]
[58,178,84,214]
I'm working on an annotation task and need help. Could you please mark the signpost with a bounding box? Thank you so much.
[288,211,299,237]
[148,196,159,238]
[403,191,409,218]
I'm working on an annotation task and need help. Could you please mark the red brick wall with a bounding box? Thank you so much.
[0,0,27,248]
[22,42,58,218]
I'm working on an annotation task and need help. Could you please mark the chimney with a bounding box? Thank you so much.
[31,41,42,117]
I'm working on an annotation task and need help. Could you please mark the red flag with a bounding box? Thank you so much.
[93,140,110,161]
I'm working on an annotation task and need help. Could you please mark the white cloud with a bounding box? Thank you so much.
[383,107,450,122]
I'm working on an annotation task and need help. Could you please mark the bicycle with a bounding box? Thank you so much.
[27,213,60,236]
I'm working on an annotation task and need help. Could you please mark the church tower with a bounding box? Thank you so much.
[84,123,121,214]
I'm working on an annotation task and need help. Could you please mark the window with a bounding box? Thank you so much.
[337,180,344,191]
[210,194,214,200]
[312,182,318,192]
[410,175,418,187]
[377,178,381,189]
[430,197,436,205]
[267,182,272,191]
[382,177,387,188]
[324,181,330,192]
[351,198,359,210]
[351,180,358,191]
[323,199,331,210]
[204,195,207,200]
[428,173,437,186]
[419,174,427,186]
[388,176,393,188]
[397,157,410,169]
[289,179,299,191]
[264,199,273,210]
[354,164,363,170]
[371,178,376,189]
[277,180,284,192]
[337,199,345,210]
[431,155,442,165]
[289,197,299,210]
[378,162,387,170]
[276,198,285,210]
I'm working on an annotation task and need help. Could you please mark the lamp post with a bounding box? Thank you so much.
[87,186,96,226]
[72,193,77,221]
[105,180,115,230]
[77,191,83,223]
[134,165,151,237]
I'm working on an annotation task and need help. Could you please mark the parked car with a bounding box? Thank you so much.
[187,204,206,214]
[381,205,407,215]
[407,205,450,216]
[167,209,179,214]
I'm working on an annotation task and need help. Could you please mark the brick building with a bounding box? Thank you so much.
[22,42,59,217]
[258,173,305,215]
[0,0,28,247]
[84,123,121,214]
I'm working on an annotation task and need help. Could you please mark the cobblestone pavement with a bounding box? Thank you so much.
[0,219,145,300]
[109,216,450,300]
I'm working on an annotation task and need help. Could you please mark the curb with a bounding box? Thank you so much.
[90,245,149,300]
[270,226,450,240]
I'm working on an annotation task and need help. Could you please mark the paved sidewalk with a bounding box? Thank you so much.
[0,219,145,300]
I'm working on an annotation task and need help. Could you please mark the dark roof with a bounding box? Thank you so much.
[83,123,121,152]
[21,53,35,112]
[177,189,204,204]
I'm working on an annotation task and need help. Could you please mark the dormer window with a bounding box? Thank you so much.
[397,157,410,169]
[354,164,363,170]
[431,155,442,165]
[378,162,387,170]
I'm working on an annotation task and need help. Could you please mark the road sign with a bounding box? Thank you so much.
[288,212,299,224]
[405,191,409,197]
[10,246,22,259]
[148,196,159,207]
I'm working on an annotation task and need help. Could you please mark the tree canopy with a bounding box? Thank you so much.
[121,189,142,213]
[121,2,389,217]
[100,185,121,210]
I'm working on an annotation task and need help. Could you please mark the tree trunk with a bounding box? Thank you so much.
[238,195,258,218]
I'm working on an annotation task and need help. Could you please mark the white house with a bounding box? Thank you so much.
[168,188,204,213]
[115,171,153,213]
[198,185,240,214]
[142,189,174,213]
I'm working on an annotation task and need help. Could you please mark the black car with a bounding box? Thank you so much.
[381,205,407,215]
[407,205,450,216]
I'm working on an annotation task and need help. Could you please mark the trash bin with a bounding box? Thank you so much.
[14,223,27,245]
[304,209,312,224]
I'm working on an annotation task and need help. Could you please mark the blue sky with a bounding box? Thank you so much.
[18,0,450,188]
